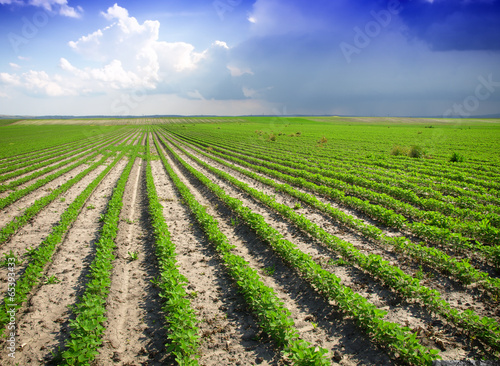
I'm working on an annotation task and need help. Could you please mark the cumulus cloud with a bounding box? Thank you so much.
[1,70,77,96]
[1,4,244,102]
[65,3,209,93]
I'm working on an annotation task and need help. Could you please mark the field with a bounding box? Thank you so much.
[0,117,499,365]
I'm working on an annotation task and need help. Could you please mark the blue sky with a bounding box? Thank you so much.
[0,0,499,116]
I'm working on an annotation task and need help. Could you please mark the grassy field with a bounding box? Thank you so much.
[0,117,499,365]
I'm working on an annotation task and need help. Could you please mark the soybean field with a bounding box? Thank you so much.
[0,117,499,366]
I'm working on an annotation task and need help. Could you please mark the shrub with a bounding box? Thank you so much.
[408,145,425,158]
[390,145,408,156]
[449,152,465,162]
[268,133,277,142]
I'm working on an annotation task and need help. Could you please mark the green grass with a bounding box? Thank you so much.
[0,124,128,158]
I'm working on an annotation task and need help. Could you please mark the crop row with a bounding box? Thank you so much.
[178,130,500,216]
[61,143,139,365]
[0,129,130,187]
[170,132,500,257]
[0,133,111,179]
[168,130,500,243]
[0,131,115,172]
[152,134,332,365]
[158,132,500,356]
[186,127,500,201]
[168,133,500,299]
[144,133,200,365]
[155,131,440,365]
[0,147,129,332]
[173,127,500,193]
[0,132,129,199]
[164,132,500,267]
[0,133,139,246]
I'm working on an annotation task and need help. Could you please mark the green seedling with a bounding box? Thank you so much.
[44,275,61,284]
[263,265,276,276]
[25,246,37,257]
[328,258,347,266]
[0,250,22,267]
[128,251,139,261]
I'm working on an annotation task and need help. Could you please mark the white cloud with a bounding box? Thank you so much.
[101,3,128,21]
[227,65,254,77]
[9,63,21,69]
[0,72,21,86]
[1,70,76,96]
[0,4,247,106]
[1,0,84,17]
[0,0,23,4]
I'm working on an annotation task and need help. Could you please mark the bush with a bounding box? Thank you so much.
[449,152,465,162]
[268,133,277,141]
[390,145,408,156]
[408,145,425,158]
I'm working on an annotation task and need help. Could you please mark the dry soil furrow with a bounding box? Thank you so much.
[0,156,129,365]
[162,136,484,361]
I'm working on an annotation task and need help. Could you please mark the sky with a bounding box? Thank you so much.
[0,0,499,117]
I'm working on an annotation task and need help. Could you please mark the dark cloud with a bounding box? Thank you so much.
[399,0,500,51]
